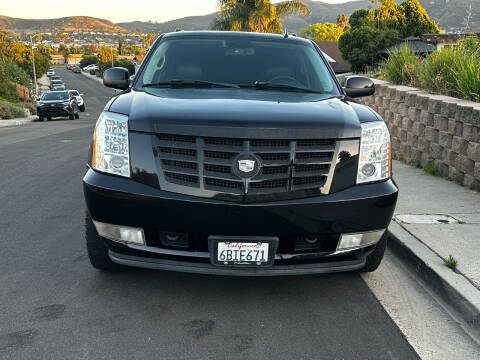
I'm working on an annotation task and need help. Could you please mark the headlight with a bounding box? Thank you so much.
[62,101,70,106]
[357,121,391,184]
[92,112,130,177]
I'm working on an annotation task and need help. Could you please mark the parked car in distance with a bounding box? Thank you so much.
[83,64,98,72]
[51,75,61,81]
[37,91,80,121]
[50,79,64,90]
[66,64,72,70]
[69,90,85,112]
[83,31,397,276]
[52,84,66,91]
[72,66,82,73]
[47,68,55,77]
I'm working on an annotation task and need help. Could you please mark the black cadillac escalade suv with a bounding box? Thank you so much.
[83,31,397,275]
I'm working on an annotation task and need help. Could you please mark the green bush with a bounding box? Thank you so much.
[0,61,33,94]
[114,59,135,75]
[454,55,480,102]
[0,73,20,103]
[379,45,421,87]
[80,55,97,69]
[459,34,480,57]
[0,100,26,119]
[89,69,96,75]
[420,48,463,97]
[23,101,37,115]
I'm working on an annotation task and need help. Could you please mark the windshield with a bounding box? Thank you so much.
[138,36,338,94]
[42,92,69,101]
[70,90,79,96]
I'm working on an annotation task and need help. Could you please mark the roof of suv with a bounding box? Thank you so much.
[162,30,312,45]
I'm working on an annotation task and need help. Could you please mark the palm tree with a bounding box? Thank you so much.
[212,0,311,34]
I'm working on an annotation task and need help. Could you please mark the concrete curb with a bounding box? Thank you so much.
[0,116,38,127]
[387,221,480,334]
[80,71,103,84]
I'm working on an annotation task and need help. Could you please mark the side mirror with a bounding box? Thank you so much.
[103,67,130,90]
[344,76,375,98]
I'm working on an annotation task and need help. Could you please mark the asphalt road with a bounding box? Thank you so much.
[0,68,419,360]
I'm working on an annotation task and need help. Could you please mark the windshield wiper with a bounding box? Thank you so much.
[241,81,324,94]
[142,79,240,89]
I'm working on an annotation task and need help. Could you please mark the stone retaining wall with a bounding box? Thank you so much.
[361,80,480,190]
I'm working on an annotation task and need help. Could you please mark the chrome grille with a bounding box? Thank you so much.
[153,134,337,196]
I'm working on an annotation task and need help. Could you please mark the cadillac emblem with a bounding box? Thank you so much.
[233,154,261,178]
[238,159,256,173]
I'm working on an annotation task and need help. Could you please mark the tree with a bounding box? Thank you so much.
[143,33,157,48]
[212,0,310,33]
[336,14,349,30]
[97,46,118,64]
[118,37,125,55]
[80,55,97,69]
[301,23,343,42]
[125,45,147,56]
[0,30,10,61]
[399,0,439,37]
[348,9,369,28]
[58,44,70,62]
[338,0,438,70]
[339,25,400,71]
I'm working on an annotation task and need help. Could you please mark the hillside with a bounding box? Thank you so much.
[0,15,127,33]
[119,0,480,34]
[1,0,479,35]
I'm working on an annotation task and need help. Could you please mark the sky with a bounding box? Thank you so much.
[1,0,353,23]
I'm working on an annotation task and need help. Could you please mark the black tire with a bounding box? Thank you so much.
[38,116,44,121]
[75,112,79,119]
[69,113,75,120]
[358,232,388,273]
[85,212,125,271]
[80,105,85,112]
[47,117,52,121]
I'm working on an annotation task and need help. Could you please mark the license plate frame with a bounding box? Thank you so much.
[208,236,278,267]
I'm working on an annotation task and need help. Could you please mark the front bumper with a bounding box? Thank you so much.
[83,168,398,275]
[37,106,72,118]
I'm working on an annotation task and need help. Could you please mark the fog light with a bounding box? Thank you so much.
[93,220,145,245]
[336,229,385,253]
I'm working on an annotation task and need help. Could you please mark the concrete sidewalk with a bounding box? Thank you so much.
[389,160,480,333]
[0,116,38,127]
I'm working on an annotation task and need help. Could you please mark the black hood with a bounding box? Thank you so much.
[108,88,379,139]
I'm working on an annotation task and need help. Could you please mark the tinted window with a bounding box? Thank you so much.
[70,91,79,96]
[139,37,337,93]
[42,92,69,101]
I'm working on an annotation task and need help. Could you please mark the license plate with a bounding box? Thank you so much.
[209,236,278,267]
[218,242,269,264]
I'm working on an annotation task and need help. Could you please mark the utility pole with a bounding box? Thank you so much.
[110,46,114,68]
[30,35,38,97]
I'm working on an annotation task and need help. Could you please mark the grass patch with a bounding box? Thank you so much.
[398,156,407,164]
[444,255,458,271]
[423,163,440,177]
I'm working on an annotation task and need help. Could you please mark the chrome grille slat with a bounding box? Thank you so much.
[153,134,337,196]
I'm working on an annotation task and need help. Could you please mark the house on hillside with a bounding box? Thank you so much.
[118,55,135,62]
[423,33,480,50]
[380,36,436,58]
[315,42,351,74]
[50,54,65,65]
